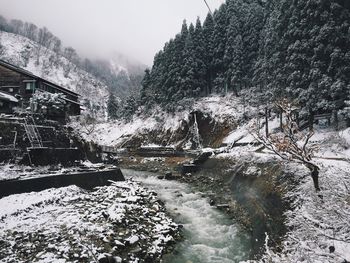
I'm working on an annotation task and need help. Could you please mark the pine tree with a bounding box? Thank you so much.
[140,69,152,105]
[212,4,228,91]
[202,13,215,95]
[193,17,207,96]
[253,0,282,103]
[224,0,244,95]
[107,93,119,120]
[240,0,264,89]
[181,23,198,97]
[276,0,350,119]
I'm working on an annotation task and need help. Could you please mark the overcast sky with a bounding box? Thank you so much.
[0,0,225,65]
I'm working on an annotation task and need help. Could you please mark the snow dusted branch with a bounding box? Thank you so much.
[250,99,321,192]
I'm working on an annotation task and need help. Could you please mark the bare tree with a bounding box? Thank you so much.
[0,15,8,31]
[23,22,38,41]
[252,99,321,192]
[63,47,79,77]
[37,27,54,48]
[0,35,4,56]
[80,114,97,136]
[9,19,24,35]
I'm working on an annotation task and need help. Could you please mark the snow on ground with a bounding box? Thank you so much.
[219,127,350,263]
[0,162,111,182]
[75,114,161,146]
[223,114,281,145]
[0,91,18,103]
[0,164,64,181]
[191,94,250,122]
[0,180,179,263]
[74,94,249,147]
[201,96,350,262]
[256,158,350,263]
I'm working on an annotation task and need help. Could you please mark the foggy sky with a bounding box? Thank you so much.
[0,0,225,66]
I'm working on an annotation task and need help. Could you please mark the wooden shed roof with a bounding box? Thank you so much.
[0,59,79,97]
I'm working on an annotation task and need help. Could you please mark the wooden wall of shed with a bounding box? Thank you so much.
[0,64,35,103]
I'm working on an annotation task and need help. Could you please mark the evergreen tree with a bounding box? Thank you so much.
[202,13,215,95]
[253,0,282,104]
[224,0,244,95]
[107,93,119,120]
[140,69,152,105]
[193,17,208,96]
[211,4,228,91]
[276,0,350,117]
[181,23,198,97]
[240,0,264,89]
[139,0,350,119]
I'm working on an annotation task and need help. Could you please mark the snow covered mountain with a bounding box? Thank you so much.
[0,30,109,118]
[108,51,146,76]
[87,52,146,98]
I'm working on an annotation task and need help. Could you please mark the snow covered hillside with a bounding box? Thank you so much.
[84,93,350,160]
[0,31,109,118]
[74,94,253,148]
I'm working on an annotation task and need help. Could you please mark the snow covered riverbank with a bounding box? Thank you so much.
[255,158,350,263]
[0,180,179,263]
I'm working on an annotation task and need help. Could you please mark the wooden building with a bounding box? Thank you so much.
[0,59,80,116]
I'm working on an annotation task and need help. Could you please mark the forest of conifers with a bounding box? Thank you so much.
[138,0,350,117]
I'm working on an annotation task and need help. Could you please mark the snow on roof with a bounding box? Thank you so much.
[0,59,79,97]
[0,91,18,103]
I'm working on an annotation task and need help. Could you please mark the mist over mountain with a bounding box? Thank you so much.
[0,15,146,99]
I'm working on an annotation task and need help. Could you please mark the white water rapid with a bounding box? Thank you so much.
[122,169,250,263]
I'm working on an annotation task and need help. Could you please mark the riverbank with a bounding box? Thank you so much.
[0,179,180,263]
[118,151,294,260]
[118,148,350,262]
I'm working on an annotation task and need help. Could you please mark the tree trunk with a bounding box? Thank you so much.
[296,111,300,127]
[309,110,314,131]
[306,163,320,192]
[334,110,339,131]
[280,110,283,131]
[233,84,239,97]
[265,107,269,137]
[243,96,246,119]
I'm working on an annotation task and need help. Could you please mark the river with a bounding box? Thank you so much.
[122,169,251,263]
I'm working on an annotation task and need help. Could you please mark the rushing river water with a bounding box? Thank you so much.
[122,169,251,263]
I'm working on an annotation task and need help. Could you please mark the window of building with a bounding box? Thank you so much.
[25,81,36,93]
[8,88,14,93]
[26,82,34,90]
